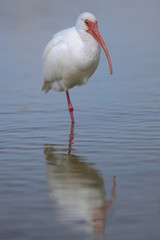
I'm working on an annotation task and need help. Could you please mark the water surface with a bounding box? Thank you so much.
[0,1,160,240]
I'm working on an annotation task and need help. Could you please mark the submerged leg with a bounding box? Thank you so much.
[65,91,74,123]
[68,122,74,155]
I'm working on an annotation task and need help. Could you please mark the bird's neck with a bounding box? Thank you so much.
[79,30,100,59]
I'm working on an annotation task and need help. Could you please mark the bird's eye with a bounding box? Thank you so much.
[85,21,89,25]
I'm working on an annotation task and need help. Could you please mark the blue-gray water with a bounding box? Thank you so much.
[0,1,160,240]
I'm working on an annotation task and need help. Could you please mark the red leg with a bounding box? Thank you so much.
[68,122,74,155]
[66,91,74,123]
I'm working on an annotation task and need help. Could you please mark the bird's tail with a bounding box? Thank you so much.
[41,80,52,93]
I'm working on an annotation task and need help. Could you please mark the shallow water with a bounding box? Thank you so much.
[1,1,160,239]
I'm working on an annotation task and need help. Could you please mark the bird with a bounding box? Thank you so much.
[42,12,113,123]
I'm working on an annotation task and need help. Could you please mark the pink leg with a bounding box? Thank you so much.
[66,91,74,123]
[68,122,74,155]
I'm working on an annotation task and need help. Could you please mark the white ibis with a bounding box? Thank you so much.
[42,12,113,123]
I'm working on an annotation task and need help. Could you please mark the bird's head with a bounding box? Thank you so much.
[76,12,113,75]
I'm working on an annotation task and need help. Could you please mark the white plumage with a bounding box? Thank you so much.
[42,12,112,122]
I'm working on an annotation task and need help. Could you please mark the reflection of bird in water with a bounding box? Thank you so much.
[44,124,116,234]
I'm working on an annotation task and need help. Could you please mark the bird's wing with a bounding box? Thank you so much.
[42,33,69,93]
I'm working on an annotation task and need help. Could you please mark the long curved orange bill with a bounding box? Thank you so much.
[87,21,113,75]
